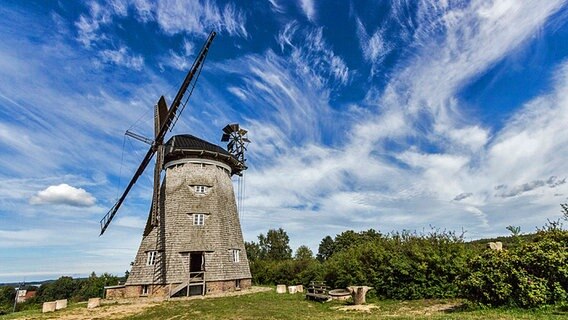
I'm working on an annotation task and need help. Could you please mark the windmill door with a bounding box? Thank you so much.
[187,252,205,296]
[189,252,204,274]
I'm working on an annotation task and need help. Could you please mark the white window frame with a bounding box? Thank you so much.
[193,213,205,226]
[146,251,157,266]
[195,185,207,194]
[232,249,240,263]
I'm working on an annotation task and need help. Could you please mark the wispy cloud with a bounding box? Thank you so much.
[355,17,391,76]
[495,176,567,198]
[453,192,473,201]
[99,46,144,70]
[298,0,315,21]
[277,22,349,87]
[154,0,247,37]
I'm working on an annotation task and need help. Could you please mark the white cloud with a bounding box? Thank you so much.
[115,215,146,229]
[30,184,96,207]
[268,0,284,13]
[154,0,247,37]
[227,86,247,100]
[276,22,349,87]
[299,0,315,21]
[99,46,144,70]
[0,229,52,248]
[355,17,391,76]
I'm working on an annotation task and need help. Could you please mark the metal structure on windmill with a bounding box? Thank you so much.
[99,31,253,299]
[221,124,250,169]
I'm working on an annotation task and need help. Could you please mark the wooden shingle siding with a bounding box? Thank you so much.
[125,156,251,294]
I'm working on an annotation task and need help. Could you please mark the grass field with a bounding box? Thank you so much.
[2,288,567,319]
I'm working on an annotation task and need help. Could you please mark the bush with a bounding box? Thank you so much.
[250,258,323,286]
[461,226,568,308]
[324,229,474,300]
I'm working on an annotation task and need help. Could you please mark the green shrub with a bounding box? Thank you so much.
[461,226,568,308]
[324,229,473,300]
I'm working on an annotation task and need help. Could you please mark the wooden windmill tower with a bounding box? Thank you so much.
[101,32,252,298]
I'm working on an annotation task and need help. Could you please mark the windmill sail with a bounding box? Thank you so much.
[100,31,217,236]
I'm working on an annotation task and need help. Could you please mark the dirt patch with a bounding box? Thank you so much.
[331,304,380,313]
[385,302,461,317]
[170,285,272,301]
[17,300,158,320]
[408,303,460,316]
[17,286,272,320]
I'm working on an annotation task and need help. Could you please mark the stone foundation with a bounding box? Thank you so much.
[105,284,167,299]
[206,278,252,294]
[105,279,251,299]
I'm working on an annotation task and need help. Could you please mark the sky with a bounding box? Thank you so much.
[1,0,568,283]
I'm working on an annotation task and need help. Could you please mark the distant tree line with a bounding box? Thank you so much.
[247,205,568,308]
[0,272,124,314]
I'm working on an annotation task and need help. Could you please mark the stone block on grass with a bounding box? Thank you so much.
[55,299,67,310]
[276,284,286,294]
[42,301,56,313]
[87,298,101,309]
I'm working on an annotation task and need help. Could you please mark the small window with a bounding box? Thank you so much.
[235,279,241,289]
[195,185,207,194]
[193,214,205,226]
[232,249,240,263]
[146,251,157,266]
[141,285,149,295]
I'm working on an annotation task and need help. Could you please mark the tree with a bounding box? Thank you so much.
[333,229,382,253]
[317,236,335,262]
[258,228,292,260]
[76,272,119,300]
[294,245,314,260]
[37,276,77,302]
[245,241,263,261]
[506,225,521,236]
[562,203,568,221]
[0,286,16,314]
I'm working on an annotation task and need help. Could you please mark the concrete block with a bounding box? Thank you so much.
[55,299,67,310]
[276,284,286,294]
[296,285,304,293]
[42,301,56,313]
[288,286,297,294]
[87,298,101,309]
[488,241,503,251]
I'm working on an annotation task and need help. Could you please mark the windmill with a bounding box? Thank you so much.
[101,31,252,298]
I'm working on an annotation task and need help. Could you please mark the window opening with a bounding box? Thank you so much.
[146,251,157,266]
[193,214,204,225]
[141,285,149,295]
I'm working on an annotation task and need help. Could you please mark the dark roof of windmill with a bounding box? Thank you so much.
[164,134,245,175]
[165,134,230,156]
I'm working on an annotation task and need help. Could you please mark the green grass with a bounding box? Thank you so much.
[2,290,567,320]
[126,290,567,320]
[0,301,86,319]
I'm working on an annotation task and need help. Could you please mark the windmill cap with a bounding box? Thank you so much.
[164,134,246,175]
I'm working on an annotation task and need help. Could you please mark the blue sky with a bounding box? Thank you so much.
[1,0,568,283]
